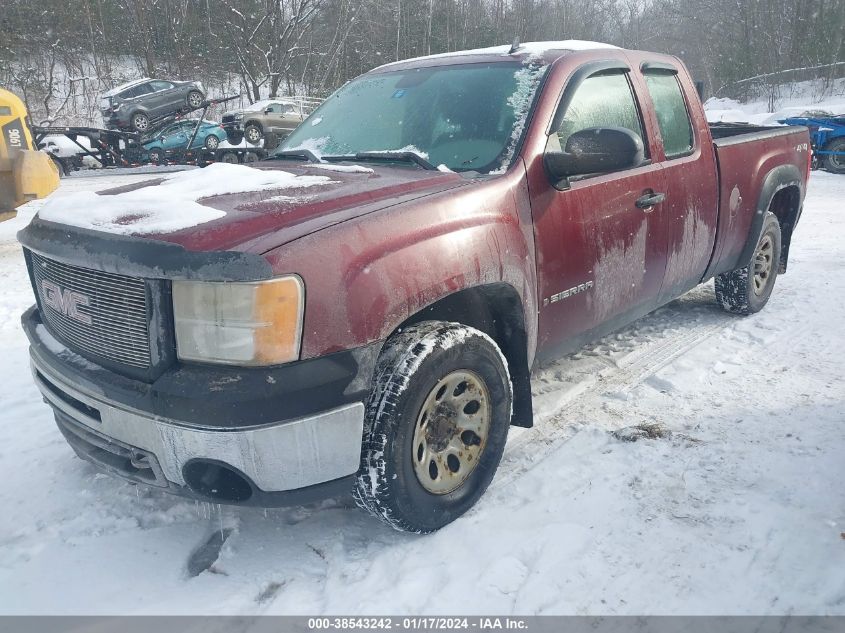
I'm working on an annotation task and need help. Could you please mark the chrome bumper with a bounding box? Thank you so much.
[31,353,365,493]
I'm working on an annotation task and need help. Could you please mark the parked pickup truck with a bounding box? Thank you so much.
[19,41,811,533]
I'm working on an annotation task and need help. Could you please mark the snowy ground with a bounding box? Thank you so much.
[0,170,843,615]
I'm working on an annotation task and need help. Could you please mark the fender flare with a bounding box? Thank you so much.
[734,164,802,269]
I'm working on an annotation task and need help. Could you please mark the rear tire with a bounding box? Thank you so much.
[354,321,513,533]
[187,90,205,110]
[131,112,150,132]
[243,151,259,163]
[822,138,845,174]
[204,135,220,151]
[715,212,781,315]
[220,151,239,164]
[147,147,164,164]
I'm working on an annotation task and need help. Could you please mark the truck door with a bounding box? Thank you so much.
[148,80,178,114]
[531,68,669,353]
[265,103,287,133]
[636,65,719,302]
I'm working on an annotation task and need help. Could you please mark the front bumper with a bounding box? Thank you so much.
[24,307,375,506]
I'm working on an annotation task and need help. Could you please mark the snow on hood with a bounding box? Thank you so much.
[37,163,331,236]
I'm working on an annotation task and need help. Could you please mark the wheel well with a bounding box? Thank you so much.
[768,185,801,273]
[398,284,533,428]
[244,120,263,130]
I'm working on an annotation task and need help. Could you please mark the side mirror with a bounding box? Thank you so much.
[544,126,645,186]
[264,107,273,114]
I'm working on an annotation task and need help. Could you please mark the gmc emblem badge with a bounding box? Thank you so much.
[41,280,93,325]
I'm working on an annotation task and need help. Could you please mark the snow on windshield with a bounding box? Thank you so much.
[491,61,548,174]
[37,163,331,235]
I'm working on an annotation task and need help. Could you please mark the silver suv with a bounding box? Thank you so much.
[100,78,205,132]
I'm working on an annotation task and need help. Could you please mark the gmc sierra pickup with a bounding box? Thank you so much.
[19,41,811,533]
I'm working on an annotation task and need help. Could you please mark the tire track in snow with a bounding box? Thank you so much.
[493,290,731,491]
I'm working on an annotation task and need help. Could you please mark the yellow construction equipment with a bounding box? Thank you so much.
[0,88,60,219]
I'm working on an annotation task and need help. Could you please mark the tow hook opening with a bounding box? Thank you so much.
[183,460,253,503]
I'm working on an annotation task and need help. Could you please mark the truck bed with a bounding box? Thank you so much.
[709,121,778,140]
[706,123,809,279]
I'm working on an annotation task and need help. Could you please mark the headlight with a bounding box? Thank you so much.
[234,113,243,121]
[172,276,304,366]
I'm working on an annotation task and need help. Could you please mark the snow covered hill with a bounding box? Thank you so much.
[0,170,843,615]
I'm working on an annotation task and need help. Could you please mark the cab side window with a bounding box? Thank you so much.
[550,72,647,158]
[643,71,693,158]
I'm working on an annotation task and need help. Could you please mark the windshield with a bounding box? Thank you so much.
[277,62,547,173]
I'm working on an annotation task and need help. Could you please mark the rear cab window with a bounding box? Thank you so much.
[642,70,694,158]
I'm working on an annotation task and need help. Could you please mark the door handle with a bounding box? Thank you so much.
[635,192,666,209]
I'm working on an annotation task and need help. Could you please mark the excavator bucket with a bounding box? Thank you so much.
[0,88,60,218]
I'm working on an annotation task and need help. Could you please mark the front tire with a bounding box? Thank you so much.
[715,212,781,315]
[244,123,262,144]
[355,321,512,533]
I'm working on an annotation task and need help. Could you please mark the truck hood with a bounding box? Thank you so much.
[37,161,468,254]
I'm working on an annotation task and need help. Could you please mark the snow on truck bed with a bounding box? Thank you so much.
[36,163,330,235]
[0,170,844,614]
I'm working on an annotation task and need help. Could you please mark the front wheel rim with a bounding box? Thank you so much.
[412,370,491,495]
[246,127,261,142]
[753,234,774,295]
[189,92,203,108]
[133,115,148,130]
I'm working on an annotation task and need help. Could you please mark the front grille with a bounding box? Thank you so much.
[30,252,152,368]
[222,114,235,124]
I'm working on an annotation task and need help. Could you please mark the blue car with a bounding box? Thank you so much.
[143,120,227,163]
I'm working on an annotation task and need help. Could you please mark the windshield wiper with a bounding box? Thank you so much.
[323,151,437,171]
[269,149,323,163]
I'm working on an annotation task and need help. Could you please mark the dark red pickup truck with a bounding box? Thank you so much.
[19,41,810,533]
